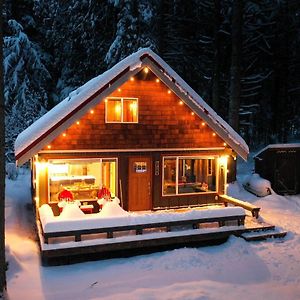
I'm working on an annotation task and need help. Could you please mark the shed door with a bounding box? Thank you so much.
[128,157,152,211]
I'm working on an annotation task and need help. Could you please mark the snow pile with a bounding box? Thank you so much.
[243,173,272,197]
[99,201,129,218]
[59,203,85,219]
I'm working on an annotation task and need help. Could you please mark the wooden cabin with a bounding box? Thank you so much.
[15,48,249,214]
[254,143,300,195]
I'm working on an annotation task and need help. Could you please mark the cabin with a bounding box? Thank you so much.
[254,143,300,195]
[15,49,254,261]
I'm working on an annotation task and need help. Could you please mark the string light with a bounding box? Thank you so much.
[212,133,216,136]
[167,90,171,94]
[223,142,227,146]
[62,133,66,137]
[130,77,134,81]
[201,122,205,126]
[118,88,121,92]
[90,110,94,114]
[144,67,149,74]
[179,101,183,105]
[156,78,160,83]
[47,145,51,149]
[76,121,80,125]
[191,112,195,116]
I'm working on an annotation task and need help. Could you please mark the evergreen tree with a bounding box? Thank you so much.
[3,19,50,159]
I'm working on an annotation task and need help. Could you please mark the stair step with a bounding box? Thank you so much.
[240,229,287,241]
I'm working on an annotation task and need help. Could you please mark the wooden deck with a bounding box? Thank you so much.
[37,204,285,265]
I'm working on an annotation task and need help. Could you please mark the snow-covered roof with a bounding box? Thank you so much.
[255,143,300,157]
[15,48,249,165]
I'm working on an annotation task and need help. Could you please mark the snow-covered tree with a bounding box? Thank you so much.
[3,19,50,160]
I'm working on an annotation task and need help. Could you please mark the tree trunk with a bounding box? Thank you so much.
[212,0,221,112]
[228,0,243,131]
[0,12,7,294]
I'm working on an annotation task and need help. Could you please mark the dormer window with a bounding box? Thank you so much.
[106,97,138,123]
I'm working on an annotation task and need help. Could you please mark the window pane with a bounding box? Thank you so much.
[49,160,100,202]
[107,99,122,122]
[163,158,176,195]
[123,99,138,122]
[178,158,216,194]
[101,159,116,197]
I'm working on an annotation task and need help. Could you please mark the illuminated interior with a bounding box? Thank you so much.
[48,159,117,202]
[163,157,217,195]
[106,97,138,123]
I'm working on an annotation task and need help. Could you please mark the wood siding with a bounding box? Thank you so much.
[46,70,225,151]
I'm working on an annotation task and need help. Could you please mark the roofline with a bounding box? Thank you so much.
[16,50,249,165]
[254,143,300,157]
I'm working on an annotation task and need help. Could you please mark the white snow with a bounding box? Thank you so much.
[255,143,300,157]
[243,173,272,197]
[15,48,249,165]
[39,202,244,234]
[5,160,300,300]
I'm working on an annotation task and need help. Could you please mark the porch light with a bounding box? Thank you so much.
[144,67,149,74]
[219,156,228,167]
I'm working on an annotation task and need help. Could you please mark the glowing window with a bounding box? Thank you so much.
[106,97,138,123]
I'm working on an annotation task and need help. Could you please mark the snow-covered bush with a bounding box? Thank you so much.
[5,162,18,180]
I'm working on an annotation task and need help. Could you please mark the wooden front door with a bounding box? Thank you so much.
[128,157,152,211]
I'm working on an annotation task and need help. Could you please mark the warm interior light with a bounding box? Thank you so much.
[219,156,228,166]
[115,104,121,114]
[90,110,94,114]
[168,90,171,94]
[144,67,149,74]
[156,79,160,83]
[130,102,137,111]
[130,77,134,81]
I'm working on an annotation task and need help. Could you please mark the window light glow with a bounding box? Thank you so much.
[115,104,121,114]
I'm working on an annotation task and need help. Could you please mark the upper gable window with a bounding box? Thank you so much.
[106,97,138,123]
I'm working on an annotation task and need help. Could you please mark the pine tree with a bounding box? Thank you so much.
[3,19,50,160]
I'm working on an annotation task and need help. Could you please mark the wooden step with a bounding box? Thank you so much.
[240,229,287,241]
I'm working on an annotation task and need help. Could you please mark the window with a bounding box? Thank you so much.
[48,158,117,202]
[163,157,217,196]
[106,97,138,123]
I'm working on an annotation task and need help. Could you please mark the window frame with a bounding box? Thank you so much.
[105,97,139,124]
[47,157,118,203]
[162,155,219,197]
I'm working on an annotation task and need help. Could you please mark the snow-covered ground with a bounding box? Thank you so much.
[5,160,300,300]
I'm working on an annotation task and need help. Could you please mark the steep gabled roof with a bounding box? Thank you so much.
[15,48,249,165]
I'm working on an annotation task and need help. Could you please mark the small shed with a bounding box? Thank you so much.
[254,143,300,195]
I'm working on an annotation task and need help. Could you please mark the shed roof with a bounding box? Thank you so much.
[255,143,300,157]
[15,48,249,165]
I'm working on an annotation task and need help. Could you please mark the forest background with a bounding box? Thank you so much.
[3,0,300,160]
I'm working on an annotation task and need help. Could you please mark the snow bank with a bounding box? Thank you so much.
[99,201,129,218]
[243,173,272,197]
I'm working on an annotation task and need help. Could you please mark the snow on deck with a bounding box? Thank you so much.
[15,48,248,163]
[39,203,245,234]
